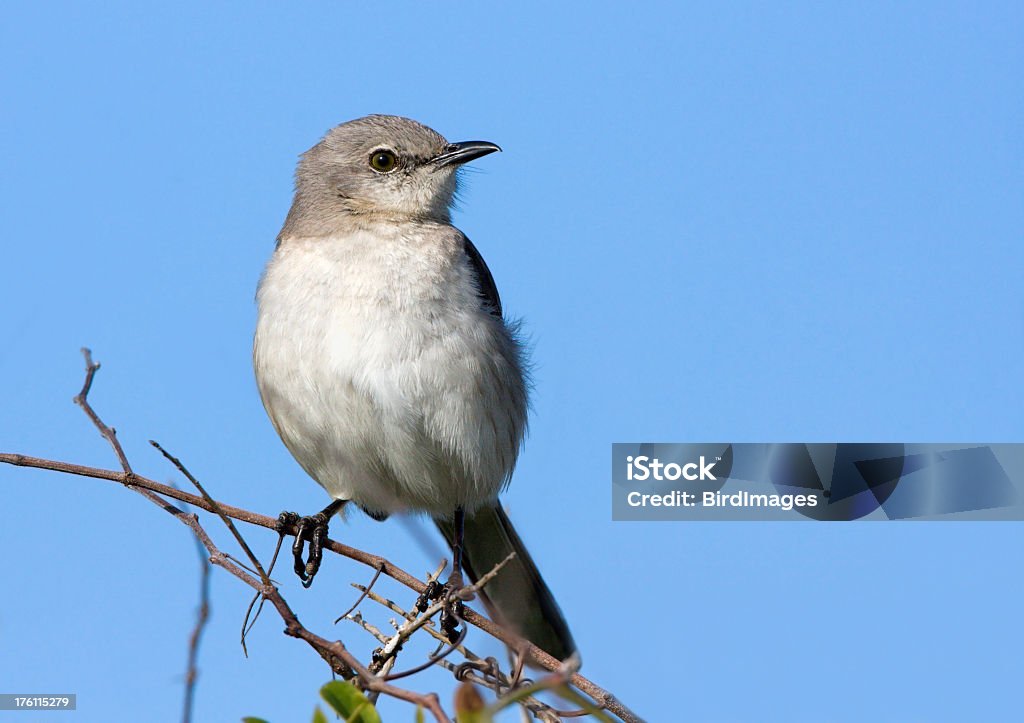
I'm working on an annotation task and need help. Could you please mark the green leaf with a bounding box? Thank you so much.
[455,711,493,723]
[242,718,271,723]
[320,681,382,723]
[415,706,425,723]
[312,706,329,723]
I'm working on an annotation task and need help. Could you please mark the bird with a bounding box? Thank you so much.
[252,114,576,661]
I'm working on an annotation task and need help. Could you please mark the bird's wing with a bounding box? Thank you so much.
[462,235,503,319]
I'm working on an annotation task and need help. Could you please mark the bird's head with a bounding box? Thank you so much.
[282,115,500,236]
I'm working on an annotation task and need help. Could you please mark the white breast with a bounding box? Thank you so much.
[252,223,527,517]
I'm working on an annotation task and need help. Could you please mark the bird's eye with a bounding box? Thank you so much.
[369,149,397,173]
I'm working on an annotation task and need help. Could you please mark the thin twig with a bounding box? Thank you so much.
[347,612,391,645]
[182,511,211,723]
[72,348,134,475]
[242,531,289,655]
[149,440,270,585]
[334,562,385,624]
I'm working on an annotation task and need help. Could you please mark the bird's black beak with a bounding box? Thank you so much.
[430,141,502,169]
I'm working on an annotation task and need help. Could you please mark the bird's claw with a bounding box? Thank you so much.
[414,573,466,643]
[439,597,465,643]
[277,510,331,588]
[414,579,443,613]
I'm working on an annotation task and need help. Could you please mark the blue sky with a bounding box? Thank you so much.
[1,2,1022,721]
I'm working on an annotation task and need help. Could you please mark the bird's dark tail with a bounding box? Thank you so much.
[436,504,577,662]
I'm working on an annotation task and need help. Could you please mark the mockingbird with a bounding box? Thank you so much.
[253,114,576,661]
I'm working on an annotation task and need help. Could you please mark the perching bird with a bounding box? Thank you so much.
[252,114,576,661]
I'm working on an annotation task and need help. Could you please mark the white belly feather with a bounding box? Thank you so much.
[252,224,526,517]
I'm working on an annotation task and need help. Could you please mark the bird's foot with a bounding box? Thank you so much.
[415,570,467,643]
[276,508,333,588]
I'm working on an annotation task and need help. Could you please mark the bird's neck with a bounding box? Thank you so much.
[279,189,452,241]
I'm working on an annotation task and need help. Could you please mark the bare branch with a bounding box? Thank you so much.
[0,448,639,722]
[0,352,643,723]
